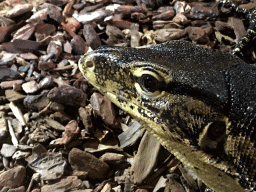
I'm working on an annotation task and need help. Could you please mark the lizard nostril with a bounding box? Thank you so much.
[86,60,94,68]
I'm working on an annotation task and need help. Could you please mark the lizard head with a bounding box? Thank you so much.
[79,41,246,192]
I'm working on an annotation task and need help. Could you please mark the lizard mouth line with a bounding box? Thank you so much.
[82,75,139,110]
[105,91,160,124]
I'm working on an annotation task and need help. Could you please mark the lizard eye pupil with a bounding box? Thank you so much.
[142,74,158,92]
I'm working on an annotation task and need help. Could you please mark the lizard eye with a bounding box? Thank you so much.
[141,74,159,93]
[134,70,165,98]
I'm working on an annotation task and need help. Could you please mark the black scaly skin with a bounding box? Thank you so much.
[218,0,256,56]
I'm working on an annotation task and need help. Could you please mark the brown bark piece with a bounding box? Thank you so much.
[0,166,26,190]
[47,85,87,107]
[83,24,102,49]
[90,92,120,128]
[130,131,161,184]
[41,176,84,192]
[69,148,110,179]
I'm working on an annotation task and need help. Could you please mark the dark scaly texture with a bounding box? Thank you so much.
[79,40,256,192]
[218,0,256,56]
